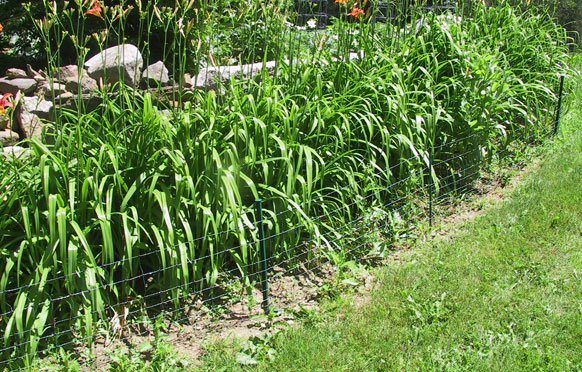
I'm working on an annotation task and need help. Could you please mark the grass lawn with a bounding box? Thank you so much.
[197,73,582,371]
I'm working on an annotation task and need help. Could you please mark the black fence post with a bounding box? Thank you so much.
[254,199,270,313]
[554,75,565,136]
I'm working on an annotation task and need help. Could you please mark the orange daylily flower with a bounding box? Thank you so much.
[0,93,13,115]
[84,0,103,18]
[0,93,13,107]
[347,7,364,18]
[335,0,348,4]
[0,24,4,32]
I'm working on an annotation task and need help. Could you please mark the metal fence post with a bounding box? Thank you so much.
[254,199,270,313]
[429,146,434,228]
[554,75,565,136]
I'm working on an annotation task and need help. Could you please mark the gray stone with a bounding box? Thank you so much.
[55,65,80,82]
[141,61,170,87]
[0,146,32,161]
[0,77,37,95]
[55,92,75,101]
[195,61,276,91]
[0,130,19,146]
[59,93,103,112]
[55,65,98,93]
[85,44,143,87]
[37,81,67,98]
[183,73,193,88]
[65,75,98,94]
[20,96,53,120]
[5,68,28,79]
[26,64,43,79]
[15,103,43,139]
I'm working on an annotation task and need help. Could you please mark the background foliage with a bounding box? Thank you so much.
[0,0,579,74]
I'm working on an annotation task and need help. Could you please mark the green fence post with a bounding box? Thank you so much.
[254,199,270,313]
[429,146,434,228]
[554,75,565,136]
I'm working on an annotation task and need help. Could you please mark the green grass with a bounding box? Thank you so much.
[196,68,582,371]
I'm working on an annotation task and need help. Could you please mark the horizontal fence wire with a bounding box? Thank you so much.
[0,123,551,370]
[269,151,429,220]
[0,137,466,300]
[2,174,429,356]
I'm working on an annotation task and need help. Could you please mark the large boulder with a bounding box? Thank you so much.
[141,61,170,88]
[65,75,98,94]
[59,93,103,112]
[85,44,143,88]
[0,77,37,95]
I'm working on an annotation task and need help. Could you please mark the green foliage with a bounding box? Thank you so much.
[106,341,190,372]
[461,0,582,46]
[198,70,582,372]
[0,1,574,369]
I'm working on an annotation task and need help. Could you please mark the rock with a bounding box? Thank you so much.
[5,68,28,79]
[36,81,67,98]
[159,109,172,118]
[26,64,43,79]
[0,77,37,95]
[0,130,19,146]
[195,61,276,91]
[141,61,170,87]
[55,65,79,82]
[55,92,75,101]
[59,93,103,112]
[55,65,98,93]
[183,73,193,88]
[14,103,44,139]
[20,96,53,120]
[0,146,32,161]
[85,44,143,87]
[65,75,98,94]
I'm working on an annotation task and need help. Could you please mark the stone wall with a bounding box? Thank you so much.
[0,43,361,159]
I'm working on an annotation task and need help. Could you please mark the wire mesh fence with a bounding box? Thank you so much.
[0,122,556,371]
